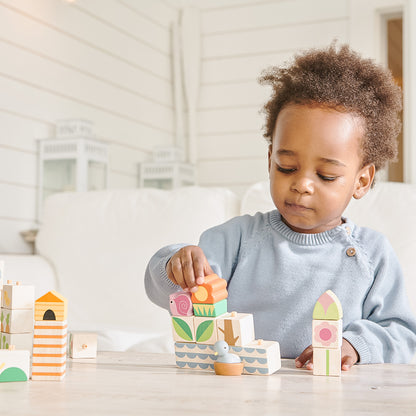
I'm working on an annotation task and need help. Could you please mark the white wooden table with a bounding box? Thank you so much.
[1,352,415,415]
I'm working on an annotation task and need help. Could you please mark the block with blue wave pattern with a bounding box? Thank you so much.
[174,340,281,375]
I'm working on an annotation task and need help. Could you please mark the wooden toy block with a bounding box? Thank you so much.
[33,321,67,348]
[216,312,255,347]
[172,315,195,343]
[194,315,226,344]
[174,342,216,371]
[31,363,66,381]
[1,281,34,310]
[34,290,68,321]
[32,352,66,364]
[193,299,227,317]
[32,319,67,381]
[0,260,4,289]
[312,319,343,349]
[0,347,30,382]
[169,291,193,316]
[1,308,33,333]
[312,290,343,321]
[32,345,67,356]
[69,332,97,358]
[313,347,341,376]
[191,274,228,304]
[34,320,68,334]
[231,339,281,375]
[33,333,67,345]
[33,319,67,365]
[1,332,33,352]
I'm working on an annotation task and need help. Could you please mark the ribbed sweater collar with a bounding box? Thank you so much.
[268,210,353,246]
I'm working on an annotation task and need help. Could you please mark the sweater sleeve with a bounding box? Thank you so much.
[144,243,187,311]
[197,215,246,282]
[343,235,416,364]
[144,216,246,312]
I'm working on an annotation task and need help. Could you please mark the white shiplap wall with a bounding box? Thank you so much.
[193,0,350,195]
[0,0,178,253]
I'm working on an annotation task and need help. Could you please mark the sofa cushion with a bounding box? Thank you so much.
[241,180,416,315]
[36,187,239,352]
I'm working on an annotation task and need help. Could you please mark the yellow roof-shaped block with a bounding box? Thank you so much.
[36,290,67,304]
[35,290,68,322]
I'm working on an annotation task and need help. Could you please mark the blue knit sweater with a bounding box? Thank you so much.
[145,210,416,363]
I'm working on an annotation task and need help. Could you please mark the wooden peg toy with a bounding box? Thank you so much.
[213,341,244,376]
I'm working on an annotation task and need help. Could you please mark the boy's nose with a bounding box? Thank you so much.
[290,175,314,194]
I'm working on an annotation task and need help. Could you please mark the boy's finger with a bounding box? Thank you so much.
[295,345,313,368]
[341,355,355,371]
[168,256,187,290]
[180,250,198,291]
[192,251,206,285]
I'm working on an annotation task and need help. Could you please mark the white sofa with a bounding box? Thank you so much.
[1,181,415,353]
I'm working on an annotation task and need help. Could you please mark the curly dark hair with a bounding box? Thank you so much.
[258,44,402,172]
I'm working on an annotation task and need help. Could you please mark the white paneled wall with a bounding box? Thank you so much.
[2,0,411,253]
[193,0,350,195]
[0,0,177,253]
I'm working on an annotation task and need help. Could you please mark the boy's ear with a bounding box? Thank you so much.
[268,144,272,173]
[353,164,375,199]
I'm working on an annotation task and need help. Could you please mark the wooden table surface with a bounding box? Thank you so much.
[1,352,415,415]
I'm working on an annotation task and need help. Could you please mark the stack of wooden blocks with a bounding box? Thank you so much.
[32,290,68,381]
[1,280,35,352]
[170,273,281,375]
[0,266,32,383]
[312,290,343,376]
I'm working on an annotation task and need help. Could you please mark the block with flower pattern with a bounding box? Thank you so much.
[312,319,343,349]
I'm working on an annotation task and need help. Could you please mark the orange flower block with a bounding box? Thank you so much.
[191,274,228,304]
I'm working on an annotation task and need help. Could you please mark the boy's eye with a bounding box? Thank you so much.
[318,174,337,181]
[277,165,296,174]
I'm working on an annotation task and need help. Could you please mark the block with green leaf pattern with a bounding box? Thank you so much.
[194,315,224,344]
[171,316,195,342]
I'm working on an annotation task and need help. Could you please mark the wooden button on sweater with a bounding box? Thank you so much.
[346,247,356,257]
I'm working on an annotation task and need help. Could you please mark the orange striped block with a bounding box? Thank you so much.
[31,320,67,381]
[32,365,65,381]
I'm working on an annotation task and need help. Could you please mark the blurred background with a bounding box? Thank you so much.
[0,0,415,254]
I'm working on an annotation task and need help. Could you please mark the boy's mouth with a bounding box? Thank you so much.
[285,201,314,212]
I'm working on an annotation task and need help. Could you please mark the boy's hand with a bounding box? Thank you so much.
[295,338,358,371]
[166,245,213,293]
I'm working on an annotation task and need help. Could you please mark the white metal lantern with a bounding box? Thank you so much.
[37,137,108,219]
[139,146,195,189]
